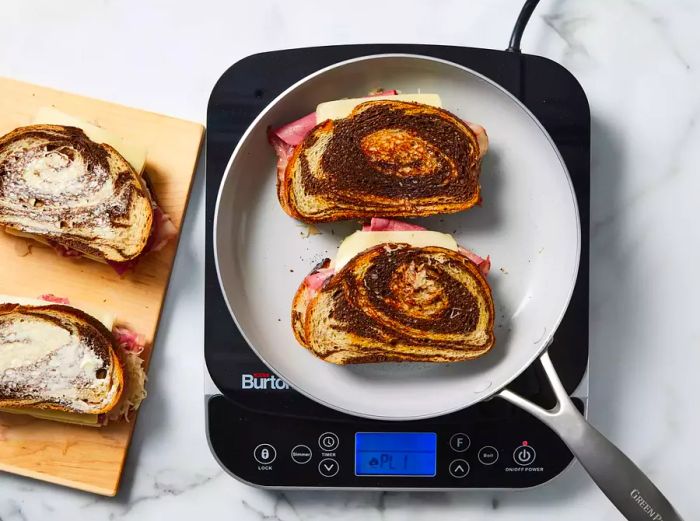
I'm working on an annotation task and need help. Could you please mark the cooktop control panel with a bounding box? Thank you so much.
[207,395,584,489]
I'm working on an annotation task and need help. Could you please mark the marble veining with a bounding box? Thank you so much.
[1,0,698,519]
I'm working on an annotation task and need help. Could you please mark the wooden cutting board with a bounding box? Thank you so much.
[0,77,204,496]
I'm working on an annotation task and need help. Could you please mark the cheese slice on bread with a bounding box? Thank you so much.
[33,107,147,174]
[316,93,442,121]
[334,229,458,270]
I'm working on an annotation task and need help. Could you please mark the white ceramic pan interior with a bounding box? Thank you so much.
[214,54,579,421]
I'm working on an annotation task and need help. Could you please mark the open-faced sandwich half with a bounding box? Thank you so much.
[0,294,147,426]
[0,108,177,274]
[292,218,494,364]
[269,91,489,223]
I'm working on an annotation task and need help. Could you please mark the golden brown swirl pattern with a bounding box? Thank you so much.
[299,244,495,364]
[281,100,486,222]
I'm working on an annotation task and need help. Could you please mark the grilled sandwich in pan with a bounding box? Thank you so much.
[214,55,681,520]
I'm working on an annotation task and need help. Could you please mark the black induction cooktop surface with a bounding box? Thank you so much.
[205,44,590,489]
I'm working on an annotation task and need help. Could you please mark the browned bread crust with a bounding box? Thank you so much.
[292,245,495,364]
[0,303,123,414]
[279,100,485,223]
[0,125,153,262]
[291,259,330,349]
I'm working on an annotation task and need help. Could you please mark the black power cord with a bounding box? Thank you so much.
[507,0,542,52]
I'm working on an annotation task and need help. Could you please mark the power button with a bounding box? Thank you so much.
[512,443,536,466]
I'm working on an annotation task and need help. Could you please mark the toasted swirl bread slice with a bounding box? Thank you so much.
[279,100,486,223]
[293,244,495,364]
[0,125,153,262]
[0,303,123,414]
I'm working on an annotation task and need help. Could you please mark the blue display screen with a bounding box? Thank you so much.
[355,432,437,476]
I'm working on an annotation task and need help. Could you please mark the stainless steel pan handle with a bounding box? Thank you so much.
[499,350,683,521]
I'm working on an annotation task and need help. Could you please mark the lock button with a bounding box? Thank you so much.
[254,443,277,464]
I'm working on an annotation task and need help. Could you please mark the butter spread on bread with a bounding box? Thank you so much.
[0,125,153,262]
[0,295,147,426]
[0,113,179,270]
[0,301,123,414]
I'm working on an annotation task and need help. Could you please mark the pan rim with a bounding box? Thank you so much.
[213,52,582,421]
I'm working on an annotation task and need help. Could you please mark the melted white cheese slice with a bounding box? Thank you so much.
[316,93,442,122]
[0,295,115,330]
[33,107,147,173]
[334,230,458,271]
[0,407,101,426]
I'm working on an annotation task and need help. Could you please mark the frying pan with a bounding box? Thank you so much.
[214,55,682,520]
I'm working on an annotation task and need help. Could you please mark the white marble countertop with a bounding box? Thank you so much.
[1,0,697,519]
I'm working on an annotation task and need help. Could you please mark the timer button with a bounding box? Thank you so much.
[318,458,340,477]
[477,446,499,466]
[513,443,536,466]
[254,443,277,464]
[318,432,340,451]
[449,433,471,452]
[448,459,470,478]
[290,444,312,464]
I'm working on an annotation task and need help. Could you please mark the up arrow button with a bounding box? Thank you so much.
[449,459,470,478]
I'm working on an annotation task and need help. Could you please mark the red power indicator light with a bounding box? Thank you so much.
[522,441,529,446]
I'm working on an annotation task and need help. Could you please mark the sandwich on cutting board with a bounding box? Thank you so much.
[292,218,494,364]
[269,91,489,222]
[0,108,177,273]
[0,295,146,426]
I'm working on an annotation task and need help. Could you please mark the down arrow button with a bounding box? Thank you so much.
[318,458,339,477]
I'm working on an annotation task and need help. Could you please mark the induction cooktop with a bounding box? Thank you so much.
[204,43,590,489]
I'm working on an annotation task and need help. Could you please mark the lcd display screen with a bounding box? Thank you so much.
[355,432,437,476]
